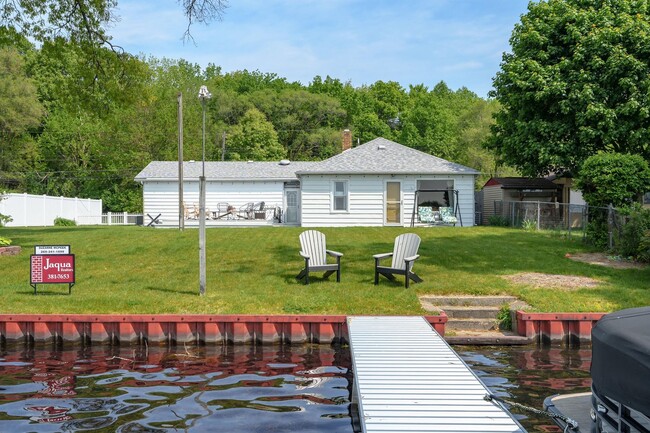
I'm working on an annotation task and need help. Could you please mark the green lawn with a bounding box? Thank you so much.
[1,225,648,315]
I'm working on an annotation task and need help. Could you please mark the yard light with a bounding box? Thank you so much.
[198,85,211,296]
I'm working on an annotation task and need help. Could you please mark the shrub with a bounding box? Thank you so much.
[585,217,609,250]
[575,153,650,208]
[618,206,650,259]
[0,236,11,246]
[497,305,512,331]
[639,230,650,263]
[54,217,77,227]
[488,215,510,227]
[521,218,537,231]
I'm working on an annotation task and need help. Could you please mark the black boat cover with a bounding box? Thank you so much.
[591,307,650,416]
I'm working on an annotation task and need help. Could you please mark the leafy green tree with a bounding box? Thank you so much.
[0,46,44,189]
[248,89,346,160]
[490,0,650,176]
[575,152,650,252]
[1,0,228,47]
[575,153,650,208]
[227,108,285,161]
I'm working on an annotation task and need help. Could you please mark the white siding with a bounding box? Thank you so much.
[300,174,476,227]
[142,180,285,227]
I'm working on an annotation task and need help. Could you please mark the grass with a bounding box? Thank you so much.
[1,225,648,315]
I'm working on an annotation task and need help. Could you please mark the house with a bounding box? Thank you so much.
[480,177,561,225]
[134,136,479,227]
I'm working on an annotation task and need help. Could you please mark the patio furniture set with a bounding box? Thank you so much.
[296,230,422,288]
[184,202,278,221]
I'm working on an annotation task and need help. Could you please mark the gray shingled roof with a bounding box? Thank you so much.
[135,137,479,181]
[135,160,318,181]
[295,138,479,175]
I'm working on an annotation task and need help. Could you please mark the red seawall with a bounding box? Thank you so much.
[515,311,606,345]
[0,314,447,346]
[0,312,606,346]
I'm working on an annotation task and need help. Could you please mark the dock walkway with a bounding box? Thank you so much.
[348,316,525,433]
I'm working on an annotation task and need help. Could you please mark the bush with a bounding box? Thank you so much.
[54,217,77,227]
[521,218,537,231]
[575,153,650,208]
[488,215,510,227]
[497,305,512,331]
[639,230,650,263]
[585,217,609,250]
[618,206,650,259]
[0,236,11,246]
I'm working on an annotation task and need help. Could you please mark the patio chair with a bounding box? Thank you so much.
[296,230,343,284]
[216,202,233,219]
[253,201,266,219]
[238,202,254,219]
[373,233,422,288]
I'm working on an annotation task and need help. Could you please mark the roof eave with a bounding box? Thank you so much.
[137,176,298,182]
[296,170,479,176]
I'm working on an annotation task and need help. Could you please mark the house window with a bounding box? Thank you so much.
[416,180,454,209]
[332,181,348,212]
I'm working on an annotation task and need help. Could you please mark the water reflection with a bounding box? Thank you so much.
[0,344,593,433]
[0,345,353,433]
[457,345,592,432]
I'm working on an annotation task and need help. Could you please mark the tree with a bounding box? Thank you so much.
[489,0,650,176]
[226,108,285,161]
[0,47,44,189]
[248,89,346,160]
[0,0,228,48]
[575,153,650,208]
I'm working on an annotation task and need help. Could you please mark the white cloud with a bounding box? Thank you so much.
[110,0,530,97]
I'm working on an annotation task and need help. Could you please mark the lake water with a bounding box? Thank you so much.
[0,343,591,432]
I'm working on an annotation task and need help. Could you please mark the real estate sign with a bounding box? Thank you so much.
[30,245,75,294]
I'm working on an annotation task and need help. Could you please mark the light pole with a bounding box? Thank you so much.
[198,85,211,296]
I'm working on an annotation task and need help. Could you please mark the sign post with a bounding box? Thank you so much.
[30,245,75,295]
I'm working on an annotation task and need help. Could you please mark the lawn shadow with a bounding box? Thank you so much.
[143,286,196,295]
[18,289,72,296]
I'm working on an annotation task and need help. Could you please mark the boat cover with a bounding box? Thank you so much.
[591,307,650,416]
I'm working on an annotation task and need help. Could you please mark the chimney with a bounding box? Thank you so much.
[342,129,352,152]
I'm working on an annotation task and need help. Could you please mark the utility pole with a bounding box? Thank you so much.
[221,131,226,161]
[198,85,211,296]
[178,92,184,230]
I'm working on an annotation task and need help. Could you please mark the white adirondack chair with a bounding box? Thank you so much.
[296,230,343,284]
[373,233,422,288]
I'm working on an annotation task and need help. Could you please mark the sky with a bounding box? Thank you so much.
[110,0,531,98]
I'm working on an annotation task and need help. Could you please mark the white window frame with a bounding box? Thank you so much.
[331,180,349,212]
[384,180,402,226]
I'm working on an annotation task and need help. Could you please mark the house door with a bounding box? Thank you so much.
[284,188,300,224]
[385,181,401,225]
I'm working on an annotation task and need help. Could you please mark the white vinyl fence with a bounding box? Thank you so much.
[0,193,103,226]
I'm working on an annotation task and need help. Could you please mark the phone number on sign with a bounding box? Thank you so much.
[47,274,72,280]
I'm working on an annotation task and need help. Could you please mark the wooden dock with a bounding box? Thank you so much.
[348,316,525,433]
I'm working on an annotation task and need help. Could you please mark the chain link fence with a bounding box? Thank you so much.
[492,200,627,248]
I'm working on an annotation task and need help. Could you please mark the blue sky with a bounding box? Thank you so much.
[110,0,531,98]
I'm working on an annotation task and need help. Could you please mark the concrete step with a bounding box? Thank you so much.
[420,295,518,307]
[443,306,501,320]
[445,318,499,331]
[445,330,534,345]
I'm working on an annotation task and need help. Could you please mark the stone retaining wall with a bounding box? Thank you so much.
[0,246,21,256]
